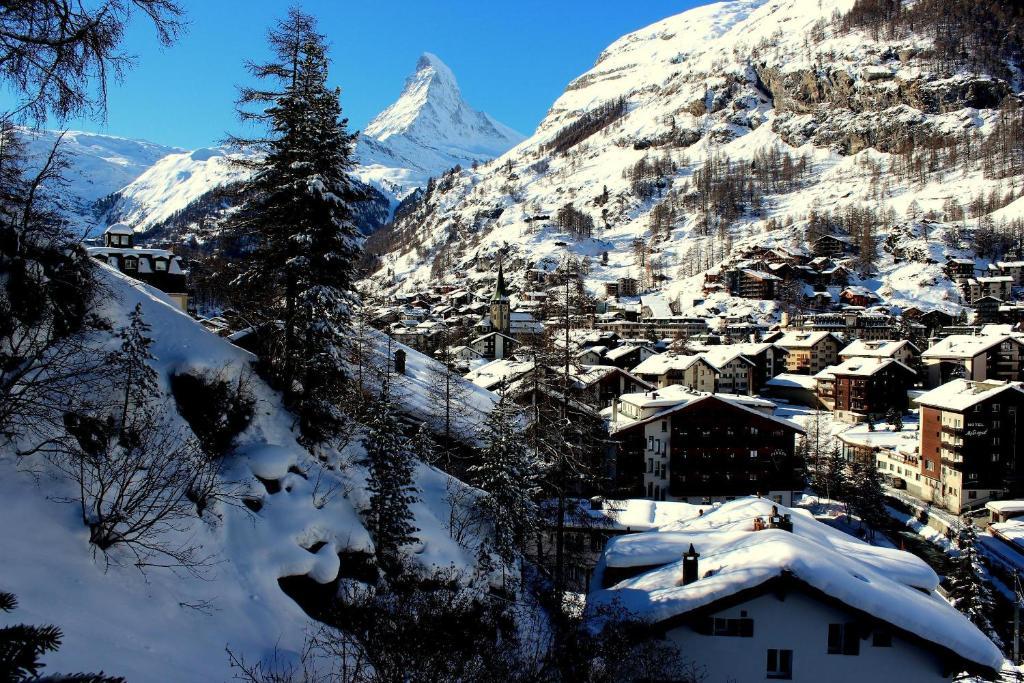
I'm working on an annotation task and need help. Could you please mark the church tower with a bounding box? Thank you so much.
[490,259,511,334]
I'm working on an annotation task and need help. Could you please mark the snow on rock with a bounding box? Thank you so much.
[18,128,181,234]
[0,264,496,680]
[363,0,1013,324]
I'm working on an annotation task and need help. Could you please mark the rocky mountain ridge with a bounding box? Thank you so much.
[362,0,1024,324]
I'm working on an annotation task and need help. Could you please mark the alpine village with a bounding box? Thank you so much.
[3,1,1024,681]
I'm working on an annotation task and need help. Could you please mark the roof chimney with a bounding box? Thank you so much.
[681,544,700,585]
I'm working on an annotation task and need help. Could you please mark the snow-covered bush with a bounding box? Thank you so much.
[170,369,255,459]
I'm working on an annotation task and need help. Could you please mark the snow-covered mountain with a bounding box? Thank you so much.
[364,0,1024,322]
[18,128,182,234]
[355,53,526,198]
[87,53,523,242]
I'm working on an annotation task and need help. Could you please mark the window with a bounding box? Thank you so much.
[648,458,653,473]
[750,449,758,458]
[827,623,860,655]
[766,649,792,679]
[711,617,754,637]
[154,259,167,271]
[662,420,668,433]
[122,256,138,271]
[872,630,892,647]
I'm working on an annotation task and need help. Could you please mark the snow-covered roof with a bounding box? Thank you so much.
[605,344,646,361]
[631,353,707,376]
[765,373,816,390]
[819,356,915,378]
[775,330,839,349]
[916,379,1024,412]
[921,334,1017,360]
[985,500,1024,515]
[611,387,800,435]
[589,497,1002,676]
[640,294,674,318]
[464,358,534,390]
[840,339,918,359]
[698,346,754,370]
[558,498,705,532]
[103,222,133,235]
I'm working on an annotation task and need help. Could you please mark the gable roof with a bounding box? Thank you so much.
[588,497,1001,678]
[610,391,802,436]
[921,334,1020,360]
[917,379,1024,412]
[840,339,920,358]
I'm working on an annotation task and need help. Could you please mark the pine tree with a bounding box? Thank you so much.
[112,303,158,431]
[814,446,850,505]
[949,519,1003,648]
[0,591,122,681]
[850,458,888,530]
[470,391,539,563]
[362,391,419,572]
[227,7,363,442]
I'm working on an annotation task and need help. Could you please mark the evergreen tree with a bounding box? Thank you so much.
[362,391,419,572]
[227,7,363,442]
[112,303,158,430]
[470,390,540,563]
[850,458,888,530]
[814,446,850,505]
[0,590,122,681]
[949,519,1003,648]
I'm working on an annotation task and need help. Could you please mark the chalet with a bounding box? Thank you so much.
[87,223,189,312]
[631,354,718,392]
[944,257,975,281]
[812,234,852,258]
[691,342,789,391]
[964,276,1013,304]
[919,309,956,336]
[917,379,1024,513]
[576,347,606,365]
[729,268,780,300]
[840,339,921,368]
[840,286,881,308]
[588,498,1002,683]
[775,331,843,375]
[469,331,518,361]
[994,260,1024,286]
[698,347,756,395]
[815,357,916,422]
[921,334,1024,386]
[973,295,1003,324]
[603,343,656,370]
[607,387,804,505]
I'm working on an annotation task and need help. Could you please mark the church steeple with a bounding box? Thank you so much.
[491,258,510,302]
[489,257,511,334]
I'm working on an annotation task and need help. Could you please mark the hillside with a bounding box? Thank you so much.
[18,129,182,235]
[0,265,503,680]
[363,0,1024,323]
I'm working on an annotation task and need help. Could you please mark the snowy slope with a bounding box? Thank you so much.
[93,54,523,241]
[18,128,181,234]
[0,265,499,681]
[363,0,1020,321]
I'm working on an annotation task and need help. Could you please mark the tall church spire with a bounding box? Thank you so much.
[491,257,509,302]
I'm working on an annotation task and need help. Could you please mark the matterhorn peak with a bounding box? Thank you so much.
[357,52,525,189]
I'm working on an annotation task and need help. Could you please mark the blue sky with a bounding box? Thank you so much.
[4,1,706,149]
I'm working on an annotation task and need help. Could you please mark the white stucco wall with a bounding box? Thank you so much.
[666,590,953,683]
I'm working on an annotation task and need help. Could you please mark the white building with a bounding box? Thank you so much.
[588,498,1002,683]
